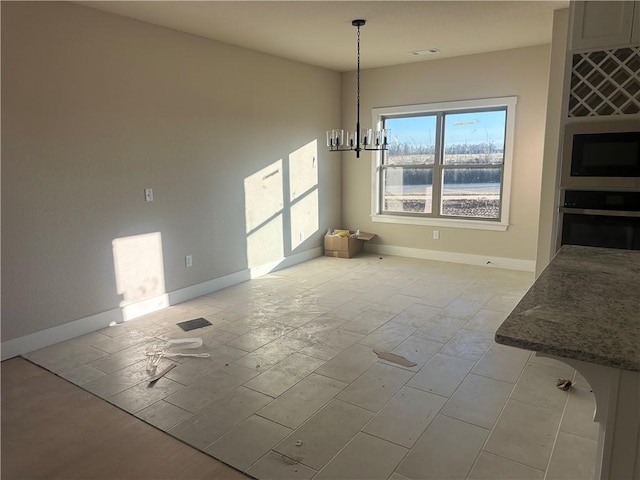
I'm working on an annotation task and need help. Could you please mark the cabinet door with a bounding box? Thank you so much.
[571,0,635,50]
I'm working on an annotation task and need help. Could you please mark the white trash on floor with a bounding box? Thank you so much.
[145,337,210,374]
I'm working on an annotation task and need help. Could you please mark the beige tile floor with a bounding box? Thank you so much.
[24,253,598,480]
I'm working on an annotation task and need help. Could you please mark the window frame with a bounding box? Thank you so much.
[371,97,517,231]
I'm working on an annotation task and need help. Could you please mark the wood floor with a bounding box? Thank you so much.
[1,357,249,480]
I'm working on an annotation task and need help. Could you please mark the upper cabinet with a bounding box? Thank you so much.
[571,1,640,50]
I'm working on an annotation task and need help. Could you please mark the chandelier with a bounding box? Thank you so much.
[326,19,389,158]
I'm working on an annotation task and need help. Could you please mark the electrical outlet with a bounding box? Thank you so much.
[433,230,440,240]
[185,255,192,267]
[144,188,153,202]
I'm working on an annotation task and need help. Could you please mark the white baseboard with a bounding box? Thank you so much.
[167,270,250,307]
[1,247,322,361]
[121,294,171,322]
[0,309,123,362]
[365,243,535,272]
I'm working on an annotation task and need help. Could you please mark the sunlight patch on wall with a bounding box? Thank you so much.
[112,232,168,321]
[244,159,284,268]
[291,190,319,250]
[289,140,319,250]
[247,214,284,269]
[289,140,318,202]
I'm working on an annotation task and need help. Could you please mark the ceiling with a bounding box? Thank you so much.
[79,1,569,72]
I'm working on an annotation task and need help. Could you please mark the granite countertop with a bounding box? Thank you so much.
[495,245,640,372]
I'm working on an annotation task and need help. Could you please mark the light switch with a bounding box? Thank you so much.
[145,188,153,202]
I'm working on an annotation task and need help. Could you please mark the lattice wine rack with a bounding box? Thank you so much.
[569,47,640,117]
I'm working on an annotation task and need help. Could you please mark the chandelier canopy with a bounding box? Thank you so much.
[326,19,389,158]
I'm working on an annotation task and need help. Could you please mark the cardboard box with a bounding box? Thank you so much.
[324,231,376,258]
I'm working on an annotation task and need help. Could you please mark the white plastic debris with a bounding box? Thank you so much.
[163,338,204,348]
[146,337,210,374]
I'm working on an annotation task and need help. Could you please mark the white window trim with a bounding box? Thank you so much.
[371,96,517,231]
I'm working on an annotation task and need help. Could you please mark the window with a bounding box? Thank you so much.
[372,97,516,231]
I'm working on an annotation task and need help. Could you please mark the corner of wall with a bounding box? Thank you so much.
[535,7,570,277]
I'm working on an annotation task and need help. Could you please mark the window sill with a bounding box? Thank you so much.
[371,214,509,231]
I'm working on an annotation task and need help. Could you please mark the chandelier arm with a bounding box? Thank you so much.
[329,147,355,152]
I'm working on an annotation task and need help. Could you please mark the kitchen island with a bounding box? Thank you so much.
[496,245,639,480]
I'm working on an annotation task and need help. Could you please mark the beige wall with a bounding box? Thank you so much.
[341,45,552,264]
[1,2,341,340]
[535,8,570,276]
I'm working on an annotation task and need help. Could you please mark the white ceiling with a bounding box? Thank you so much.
[79,1,569,72]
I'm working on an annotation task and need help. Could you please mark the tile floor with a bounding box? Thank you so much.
[24,253,598,480]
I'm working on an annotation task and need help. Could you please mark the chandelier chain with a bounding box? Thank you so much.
[357,23,361,111]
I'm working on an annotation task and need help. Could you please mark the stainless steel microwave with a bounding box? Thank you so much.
[561,119,640,190]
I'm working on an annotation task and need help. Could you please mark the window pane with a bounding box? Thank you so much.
[383,167,433,214]
[443,110,506,165]
[384,116,437,165]
[441,167,501,218]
